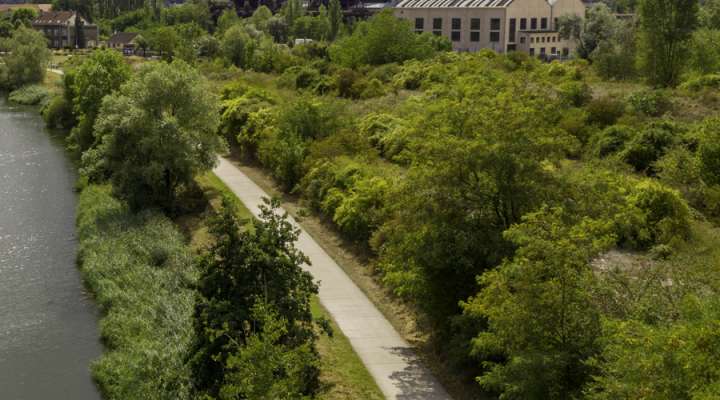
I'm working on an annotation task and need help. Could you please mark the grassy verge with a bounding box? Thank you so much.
[190,171,383,400]
[77,185,195,399]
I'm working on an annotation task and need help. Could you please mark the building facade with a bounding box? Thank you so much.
[394,0,585,56]
[32,11,99,49]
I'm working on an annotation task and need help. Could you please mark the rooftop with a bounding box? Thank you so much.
[107,31,139,45]
[33,10,74,24]
[395,0,513,8]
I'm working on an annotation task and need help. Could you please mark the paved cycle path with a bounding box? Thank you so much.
[214,157,452,400]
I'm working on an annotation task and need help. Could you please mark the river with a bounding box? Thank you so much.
[0,98,102,399]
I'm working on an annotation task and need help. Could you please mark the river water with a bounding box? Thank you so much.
[0,98,101,399]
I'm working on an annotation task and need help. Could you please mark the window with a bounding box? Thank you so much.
[415,18,424,31]
[541,36,545,43]
[490,18,501,42]
[507,44,516,51]
[563,47,569,56]
[471,18,480,30]
[541,17,548,30]
[509,18,516,43]
[551,47,556,54]
[452,18,461,30]
[433,18,442,35]
[530,48,535,56]
[540,47,546,54]
[554,18,558,29]
[451,31,461,41]
[470,31,480,42]
[520,18,527,30]
[530,37,534,43]
[433,18,442,30]
[520,36,526,44]
[531,18,537,30]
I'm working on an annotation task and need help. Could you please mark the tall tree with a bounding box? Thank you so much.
[0,27,50,90]
[188,198,320,399]
[66,49,131,157]
[92,60,225,210]
[463,208,614,400]
[328,0,342,40]
[637,0,699,86]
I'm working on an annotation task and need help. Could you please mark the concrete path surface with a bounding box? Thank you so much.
[214,157,452,400]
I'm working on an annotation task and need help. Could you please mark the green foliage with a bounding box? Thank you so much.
[328,0,342,40]
[637,0,699,86]
[587,297,720,399]
[621,120,678,173]
[329,10,435,67]
[680,73,720,91]
[221,24,254,68]
[627,89,671,116]
[586,96,626,127]
[557,80,592,107]
[0,27,50,90]
[8,84,49,105]
[576,3,620,59]
[697,117,720,187]
[93,60,225,211]
[42,94,75,129]
[188,198,319,399]
[593,124,634,157]
[66,49,131,155]
[590,19,637,80]
[688,28,720,74]
[464,208,613,400]
[620,179,691,249]
[76,185,194,399]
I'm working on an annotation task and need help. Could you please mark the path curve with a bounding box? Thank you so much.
[214,157,452,400]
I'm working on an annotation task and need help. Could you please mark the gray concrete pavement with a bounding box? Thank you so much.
[214,157,452,400]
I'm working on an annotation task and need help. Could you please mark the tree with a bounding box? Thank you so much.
[696,117,720,187]
[188,198,320,399]
[637,0,699,86]
[590,19,636,80]
[221,24,254,68]
[93,60,226,210]
[10,8,37,28]
[66,49,131,156]
[688,28,720,75]
[74,14,86,48]
[0,27,50,90]
[699,0,720,29]
[575,4,619,59]
[328,0,342,40]
[463,208,614,400]
[329,10,435,67]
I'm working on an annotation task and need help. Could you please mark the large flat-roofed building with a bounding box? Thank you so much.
[394,0,585,56]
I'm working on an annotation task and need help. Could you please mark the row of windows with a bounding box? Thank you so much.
[416,17,501,42]
[530,35,559,44]
[529,47,570,56]
[416,16,559,44]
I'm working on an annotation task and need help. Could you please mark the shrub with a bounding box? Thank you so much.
[41,94,75,129]
[593,124,634,157]
[332,176,389,242]
[620,180,691,249]
[627,89,671,117]
[258,132,307,191]
[558,81,592,107]
[335,68,363,99]
[558,107,591,145]
[621,121,677,173]
[680,74,720,91]
[587,96,626,127]
[8,84,49,105]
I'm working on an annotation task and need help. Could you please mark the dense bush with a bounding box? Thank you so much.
[8,84,48,105]
[587,96,626,127]
[593,124,633,157]
[41,94,75,129]
[627,89,671,117]
[329,10,436,67]
[77,185,194,399]
[558,80,592,107]
[0,27,50,90]
[621,121,678,173]
[680,73,720,91]
[620,180,691,249]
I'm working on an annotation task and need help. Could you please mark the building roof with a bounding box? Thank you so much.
[33,10,75,24]
[395,0,514,8]
[107,31,139,46]
[0,3,52,13]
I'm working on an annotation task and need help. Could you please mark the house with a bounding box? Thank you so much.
[31,11,99,49]
[394,0,585,56]
[107,31,139,55]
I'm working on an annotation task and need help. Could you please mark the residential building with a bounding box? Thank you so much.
[107,31,139,55]
[394,0,585,56]
[31,11,98,49]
